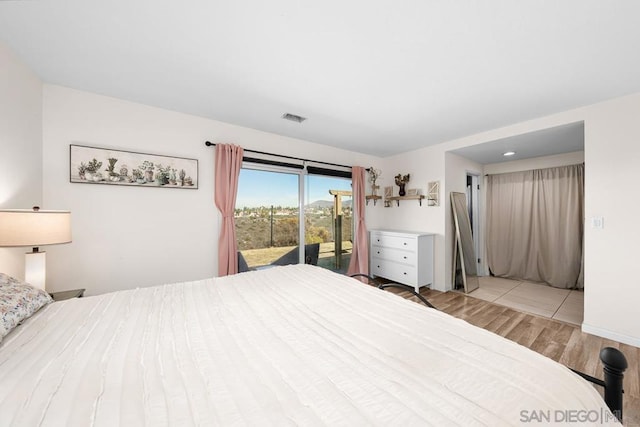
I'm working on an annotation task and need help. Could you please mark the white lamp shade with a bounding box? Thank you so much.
[0,209,72,247]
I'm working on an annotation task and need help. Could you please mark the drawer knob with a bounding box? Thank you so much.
[377,251,380,254]
[403,272,407,275]
[377,265,380,268]
[403,256,407,259]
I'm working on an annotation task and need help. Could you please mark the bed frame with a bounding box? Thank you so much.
[349,273,628,422]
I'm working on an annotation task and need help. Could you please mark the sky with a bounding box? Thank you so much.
[236,169,352,208]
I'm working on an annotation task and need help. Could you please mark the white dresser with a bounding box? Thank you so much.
[370,229,434,292]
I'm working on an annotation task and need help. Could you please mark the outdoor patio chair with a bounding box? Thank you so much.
[270,243,320,266]
[238,251,253,273]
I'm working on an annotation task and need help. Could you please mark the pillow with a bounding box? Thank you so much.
[0,273,53,341]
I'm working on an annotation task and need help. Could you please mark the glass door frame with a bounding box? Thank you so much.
[241,162,306,265]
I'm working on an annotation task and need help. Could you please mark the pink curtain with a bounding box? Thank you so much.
[214,144,244,276]
[347,166,369,276]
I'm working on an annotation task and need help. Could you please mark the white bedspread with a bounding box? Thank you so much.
[0,265,617,426]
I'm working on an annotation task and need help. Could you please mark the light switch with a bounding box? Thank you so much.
[591,217,604,229]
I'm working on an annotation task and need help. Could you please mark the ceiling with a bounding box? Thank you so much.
[451,121,584,164]
[1,1,639,158]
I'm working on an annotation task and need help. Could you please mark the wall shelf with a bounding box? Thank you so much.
[365,195,382,206]
[388,195,425,206]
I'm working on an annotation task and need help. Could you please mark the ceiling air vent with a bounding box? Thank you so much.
[282,113,307,123]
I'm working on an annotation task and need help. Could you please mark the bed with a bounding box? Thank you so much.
[0,265,622,425]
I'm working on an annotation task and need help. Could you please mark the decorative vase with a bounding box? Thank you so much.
[399,184,406,196]
[145,170,154,182]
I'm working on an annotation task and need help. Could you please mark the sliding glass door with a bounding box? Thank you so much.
[235,167,301,269]
[304,175,352,273]
[235,164,352,272]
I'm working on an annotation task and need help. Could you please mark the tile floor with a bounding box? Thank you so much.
[466,276,584,325]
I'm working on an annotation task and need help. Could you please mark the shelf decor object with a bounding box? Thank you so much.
[365,167,382,206]
[70,144,198,189]
[427,181,440,206]
[0,207,72,290]
[367,167,381,195]
[394,173,410,196]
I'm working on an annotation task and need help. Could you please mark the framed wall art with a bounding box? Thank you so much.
[427,181,440,206]
[70,144,198,189]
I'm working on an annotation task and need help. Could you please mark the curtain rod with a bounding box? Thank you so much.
[204,141,353,170]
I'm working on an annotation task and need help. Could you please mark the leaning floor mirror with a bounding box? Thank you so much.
[451,192,479,293]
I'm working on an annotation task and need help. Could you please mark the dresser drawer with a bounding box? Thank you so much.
[370,233,417,251]
[371,260,418,285]
[371,247,416,265]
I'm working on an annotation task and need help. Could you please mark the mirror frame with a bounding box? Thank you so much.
[451,192,480,293]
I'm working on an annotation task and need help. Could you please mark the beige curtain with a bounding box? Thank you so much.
[486,164,584,289]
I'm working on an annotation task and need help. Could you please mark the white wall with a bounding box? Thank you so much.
[370,148,447,289]
[581,95,640,346]
[0,43,43,279]
[42,85,377,296]
[377,94,640,346]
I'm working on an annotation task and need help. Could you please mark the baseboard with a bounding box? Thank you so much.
[581,323,640,347]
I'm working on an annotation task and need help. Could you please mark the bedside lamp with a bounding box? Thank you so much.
[0,207,71,290]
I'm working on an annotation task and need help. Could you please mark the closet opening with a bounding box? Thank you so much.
[449,121,585,326]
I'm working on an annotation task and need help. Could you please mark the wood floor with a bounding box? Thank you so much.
[385,286,640,426]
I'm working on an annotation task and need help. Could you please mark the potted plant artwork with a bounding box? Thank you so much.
[77,162,88,180]
[106,158,120,182]
[119,164,129,182]
[70,145,198,189]
[85,158,103,181]
[154,164,172,186]
[140,160,155,182]
[132,169,144,183]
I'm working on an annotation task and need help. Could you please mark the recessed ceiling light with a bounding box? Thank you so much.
[282,113,307,123]
[503,151,516,157]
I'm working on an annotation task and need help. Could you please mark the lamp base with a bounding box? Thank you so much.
[25,250,46,290]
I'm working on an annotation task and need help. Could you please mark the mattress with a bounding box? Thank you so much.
[0,265,617,426]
